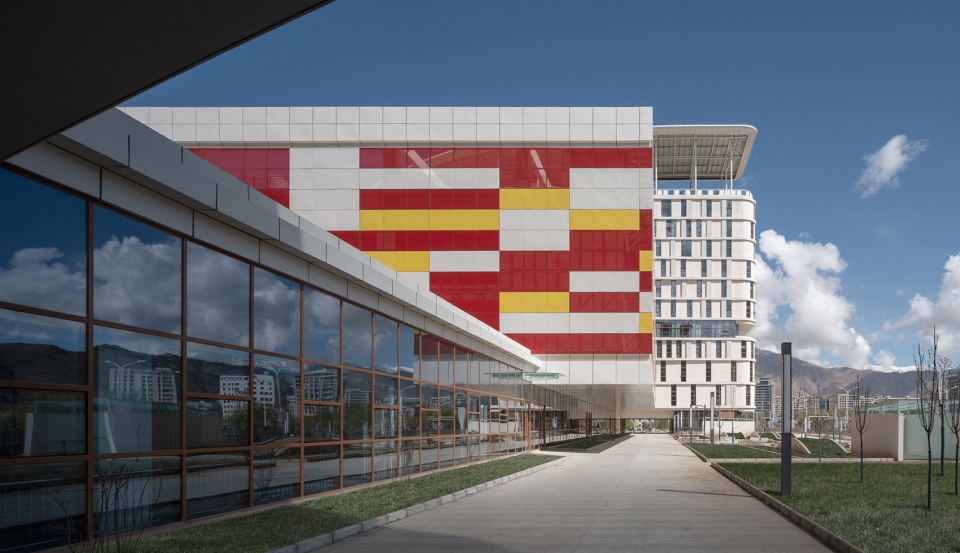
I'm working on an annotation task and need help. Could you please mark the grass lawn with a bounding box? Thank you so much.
[797,437,848,458]
[721,462,960,553]
[133,454,560,553]
[688,443,779,459]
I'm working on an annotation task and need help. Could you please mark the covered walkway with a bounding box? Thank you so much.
[325,434,830,552]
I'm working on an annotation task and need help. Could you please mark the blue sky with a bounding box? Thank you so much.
[126,1,960,371]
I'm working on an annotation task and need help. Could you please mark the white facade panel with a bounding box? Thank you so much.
[499,210,569,231]
[569,188,642,210]
[498,230,569,251]
[499,313,570,334]
[570,313,638,334]
[428,251,499,273]
[569,271,640,293]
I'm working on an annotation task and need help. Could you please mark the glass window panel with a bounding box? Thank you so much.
[343,370,372,440]
[479,356,491,390]
[421,438,439,472]
[304,445,340,495]
[186,451,249,519]
[373,315,398,374]
[303,363,339,403]
[186,342,249,396]
[455,349,469,387]
[94,326,181,453]
[304,288,340,365]
[0,461,85,552]
[253,447,301,506]
[470,356,480,391]
[93,456,181,536]
[480,395,491,427]
[421,384,438,410]
[374,374,398,406]
[421,411,439,437]
[373,441,400,481]
[468,413,480,435]
[304,405,341,442]
[399,381,420,438]
[342,303,372,370]
[398,440,420,476]
[253,268,301,356]
[438,341,454,385]
[374,409,397,439]
[438,438,455,468]
[468,394,479,413]
[420,334,439,382]
[454,437,468,464]
[438,387,455,436]
[0,308,85,385]
[187,243,250,347]
[343,443,371,488]
[0,388,84,457]
[187,398,249,448]
[468,436,482,462]
[0,169,86,316]
[253,355,300,444]
[454,390,468,434]
[94,206,182,333]
[398,326,419,380]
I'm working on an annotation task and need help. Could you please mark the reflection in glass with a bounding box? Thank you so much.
[439,388,455,436]
[399,381,420,437]
[186,451,249,519]
[343,443,371,488]
[420,334,438,382]
[187,242,250,347]
[470,356,480,392]
[343,370,371,440]
[438,341,454,385]
[0,461,85,552]
[454,437,468,464]
[304,445,340,494]
[0,308,85,384]
[454,391,468,435]
[187,399,248,448]
[254,268,300,356]
[0,169,86,316]
[253,447,301,506]
[94,326,181,453]
[421,438,438,472]
[303,363,339,403]
[304,288,340,365]
[398,440,420,476]
[186,342,249,395]
[94,206,182,333]
[479,356,491,391]
[373,315,398,373]
[304,405,340,442]
[421,384,438,411]
[438,438,455,469]
[468,436,481,462]
[342,303,371,369]
[398,326,418,380]
[374,409,397,439]
[0,388,84,457]
[455,350,469,387]
[253,355,300,444]
[93,456,181,536]
[373,441,397,481]
[374,375,397,406]
[421,411,438,438]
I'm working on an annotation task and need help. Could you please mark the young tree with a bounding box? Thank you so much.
[915,332,943,509]
[946,368,960,495]
[853,375,870,483]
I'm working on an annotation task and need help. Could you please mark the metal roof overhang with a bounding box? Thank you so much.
[0,1,334,161]
[653,125,757,182]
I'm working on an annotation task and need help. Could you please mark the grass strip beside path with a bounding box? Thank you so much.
[721,462,960,553]
[688,443,780,459]
[550,433,628,450]
[135,454,561,553]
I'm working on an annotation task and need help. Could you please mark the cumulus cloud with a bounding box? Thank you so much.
[855,134,927,198]
[753,230,872,368]
[887,254,960,358]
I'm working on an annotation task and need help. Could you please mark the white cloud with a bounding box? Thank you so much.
[887,254,960,359]
[855,134,927,198]
[753,230,872,368]
[864,349,912,373]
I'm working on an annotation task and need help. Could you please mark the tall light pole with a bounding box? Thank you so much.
[781,342,793,496]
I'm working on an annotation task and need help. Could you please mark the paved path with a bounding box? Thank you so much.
[324,434,831,552]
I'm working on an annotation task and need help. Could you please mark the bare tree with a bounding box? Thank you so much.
[916,332,944,509]
[853,375,870,483]
[946,367,960,495]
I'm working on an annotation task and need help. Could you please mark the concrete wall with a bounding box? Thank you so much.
[851,413,902,460]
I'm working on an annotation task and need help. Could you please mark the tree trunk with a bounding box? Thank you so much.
[955,441,959,496]
[928,444,933,509]
[859,436,864,483]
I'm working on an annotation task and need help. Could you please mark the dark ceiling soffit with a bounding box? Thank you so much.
[0,0,335,161]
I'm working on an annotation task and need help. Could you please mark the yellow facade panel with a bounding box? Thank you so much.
[500,292,570,313]
[367,250,431,272]
[639,251,653,272]
[639,312,653,334]
[360,210,431,231]
[430,209,500,230]
[499,189,570,210]
[569,209,640,230]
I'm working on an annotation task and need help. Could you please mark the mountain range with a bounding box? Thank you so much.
[754,349,916,399]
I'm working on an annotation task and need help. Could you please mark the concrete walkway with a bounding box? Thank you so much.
[324,434,831,552]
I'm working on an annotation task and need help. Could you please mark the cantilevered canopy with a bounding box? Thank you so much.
[653,125,757,182]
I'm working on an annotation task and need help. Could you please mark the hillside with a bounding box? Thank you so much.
[754,349,916,399]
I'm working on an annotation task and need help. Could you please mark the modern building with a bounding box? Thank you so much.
[0,105,757,552]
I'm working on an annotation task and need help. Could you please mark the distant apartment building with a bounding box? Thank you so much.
[108,363,178,404]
